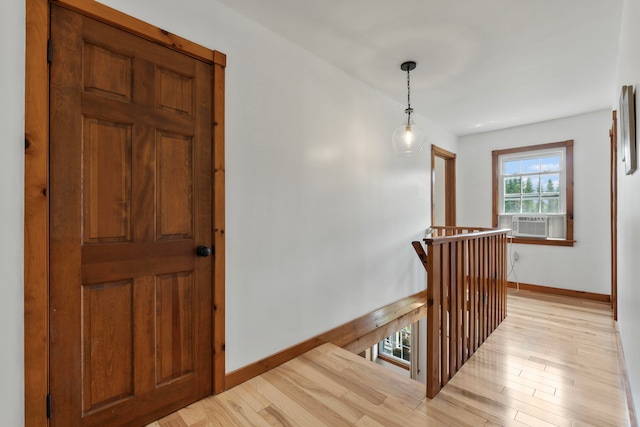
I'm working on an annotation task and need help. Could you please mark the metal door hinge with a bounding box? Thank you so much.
[46,394,52,419]
[47,40,52,63]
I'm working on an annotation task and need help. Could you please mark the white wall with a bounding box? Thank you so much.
[98,0,457,372]
[0,0,25,425]
[458,110,611,295]
[614,0,640,413]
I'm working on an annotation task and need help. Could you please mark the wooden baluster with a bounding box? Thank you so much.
[488,236,492,340]
[448,241,456,375]
[440,242,449,386]
[456,240,466,370]
[497,235,502,323]
[476,237,483,348]
[426,243,441,399]
[469,238,477,353]
[488,236,498,334]
[496,235,501,323]
[482,236,488,342]
[495,236,500,328]
[484,236,489,337]
[485,236,490,336]
[497,237,500,326]
[500,234,507,321]
[461,239,469,363]
[451,241,462,372]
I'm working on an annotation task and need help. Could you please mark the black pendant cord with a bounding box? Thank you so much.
[406,68,412,126]
[399,61,417,127]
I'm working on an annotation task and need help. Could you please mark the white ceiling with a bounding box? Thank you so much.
[214,0,623,135]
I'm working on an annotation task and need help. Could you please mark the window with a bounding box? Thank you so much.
[492,140,574,246]
[378,325,411,367]
[501,150,564,214]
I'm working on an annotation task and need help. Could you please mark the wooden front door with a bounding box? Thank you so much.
[49,5,213,426]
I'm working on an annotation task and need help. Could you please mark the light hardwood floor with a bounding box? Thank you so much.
[148,291,632,426]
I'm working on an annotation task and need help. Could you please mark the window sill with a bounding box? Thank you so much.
[508,237,575,247]
[377,354,410,370]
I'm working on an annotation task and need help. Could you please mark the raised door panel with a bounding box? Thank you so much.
[82,118,132,244]
[156,272,195,386]
[156,132,194,240]
[83,42,133,102]
[157,67,194,116]
[82,280,134,414]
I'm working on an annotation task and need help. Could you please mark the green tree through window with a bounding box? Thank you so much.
[546,179,555,192]
[500,157,561,214]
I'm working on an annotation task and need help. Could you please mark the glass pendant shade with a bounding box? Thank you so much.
[392,61,426,156]
[392,121,426,156]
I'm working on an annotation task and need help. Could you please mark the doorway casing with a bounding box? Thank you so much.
[431,144,457,227]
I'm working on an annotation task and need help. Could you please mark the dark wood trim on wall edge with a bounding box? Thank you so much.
[224,290,427,390]
[507,281,610,302]
[25,1,50,425]
[508,237,576,247]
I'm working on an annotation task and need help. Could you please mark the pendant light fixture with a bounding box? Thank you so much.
[392,61,426,155]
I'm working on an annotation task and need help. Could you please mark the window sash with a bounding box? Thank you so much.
[498,148,566,215]
[379,326,411,364]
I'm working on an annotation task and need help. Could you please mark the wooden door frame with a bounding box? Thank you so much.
[610,110,618,320]
[431,145,457,227]
[25,1,226,425]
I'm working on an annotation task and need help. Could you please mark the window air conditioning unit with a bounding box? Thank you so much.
[512,215,548,238]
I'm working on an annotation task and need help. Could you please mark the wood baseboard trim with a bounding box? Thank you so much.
[507,281,610,302]
[224,290,427,390]
[615,322,639,427]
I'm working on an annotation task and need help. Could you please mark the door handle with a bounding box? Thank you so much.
[196,246,212,257]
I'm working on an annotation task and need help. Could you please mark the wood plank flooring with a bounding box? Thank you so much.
[148,291,632,426]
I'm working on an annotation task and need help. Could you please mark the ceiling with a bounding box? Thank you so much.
[214,0,623,136]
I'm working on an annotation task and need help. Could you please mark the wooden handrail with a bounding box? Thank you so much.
[428,225,493,237]
[431,225,493,231]
[411,241,429,273]
[425,227,511,245]
[413,227,509,398]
